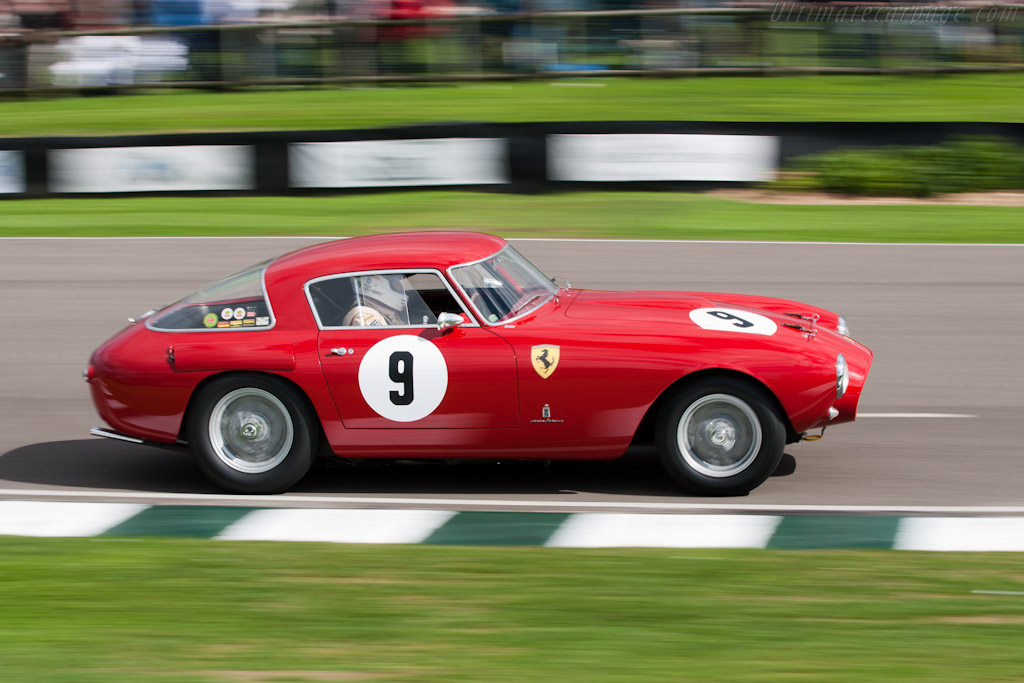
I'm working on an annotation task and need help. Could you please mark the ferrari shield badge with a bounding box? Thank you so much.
[531,345,560,379]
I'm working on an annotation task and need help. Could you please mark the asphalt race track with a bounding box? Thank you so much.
[1,236,1022,511]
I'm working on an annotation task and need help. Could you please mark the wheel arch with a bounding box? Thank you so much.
[178,371,329,453]
[631,368,799,446]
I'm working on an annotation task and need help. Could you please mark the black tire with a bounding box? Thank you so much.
[187,373,318,494]
[655,377,785,496]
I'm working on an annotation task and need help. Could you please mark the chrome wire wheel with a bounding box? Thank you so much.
[676,393,762,478]
[208,387,294,474]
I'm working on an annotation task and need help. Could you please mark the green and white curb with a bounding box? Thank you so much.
[3,501,1024,550]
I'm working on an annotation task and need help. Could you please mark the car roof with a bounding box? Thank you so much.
[267,231,508,281]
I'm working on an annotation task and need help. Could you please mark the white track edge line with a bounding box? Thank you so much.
[858,413,976,418]
[1,489,1023,514]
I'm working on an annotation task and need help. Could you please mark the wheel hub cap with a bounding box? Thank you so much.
[706,419,736,450]
[240,418,265,441]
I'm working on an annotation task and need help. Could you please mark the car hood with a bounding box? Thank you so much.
[563,289,840,334]
[564,290,715,324]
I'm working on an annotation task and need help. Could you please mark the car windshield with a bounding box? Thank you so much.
[147,260,273,331]
[450,246,558,324]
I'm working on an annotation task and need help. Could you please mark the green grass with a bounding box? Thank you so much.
[2,192,1023,242]
[2,74,1023,136]
[2,539,1023,681]
[3,74,1022,243]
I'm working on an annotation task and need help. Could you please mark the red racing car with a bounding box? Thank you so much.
[86,232,872,495]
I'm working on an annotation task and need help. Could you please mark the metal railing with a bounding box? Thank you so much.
[1,5,1022,94]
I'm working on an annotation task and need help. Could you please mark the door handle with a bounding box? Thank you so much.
[330,347,354,356]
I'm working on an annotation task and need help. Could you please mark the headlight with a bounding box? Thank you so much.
[836,354,850,400]
[836,315,850,337]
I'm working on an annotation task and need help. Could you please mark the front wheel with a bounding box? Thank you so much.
[656,378,785,496]
[187,374,318,494]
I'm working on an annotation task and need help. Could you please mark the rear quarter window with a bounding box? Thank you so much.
[147,260,274,331]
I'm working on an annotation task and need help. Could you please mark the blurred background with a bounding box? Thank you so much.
[1,0,1022,91]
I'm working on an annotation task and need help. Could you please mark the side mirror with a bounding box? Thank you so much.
[436,312,464,331]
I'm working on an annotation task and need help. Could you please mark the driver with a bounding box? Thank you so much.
[343,274,410,326]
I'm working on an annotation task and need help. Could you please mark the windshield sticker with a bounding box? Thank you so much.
[256,316,270,326]
[203,313,218,328]
[689,308,778,336]
[358,335,448,422]
[220,307,233,320]
[233,307,246,321]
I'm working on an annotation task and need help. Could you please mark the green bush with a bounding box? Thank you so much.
[769,136,1024,197]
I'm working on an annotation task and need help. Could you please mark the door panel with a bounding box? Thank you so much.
[318,327,518,429]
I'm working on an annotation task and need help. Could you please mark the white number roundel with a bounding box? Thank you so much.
[689,308,777,336]
[358,335,448,422]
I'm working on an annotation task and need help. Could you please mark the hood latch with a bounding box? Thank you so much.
[784,312,819,340]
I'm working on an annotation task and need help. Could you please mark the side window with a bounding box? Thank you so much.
[308,271,466,328]
[147,260,273,331]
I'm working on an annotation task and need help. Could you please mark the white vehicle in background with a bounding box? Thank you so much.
[49,35,188,86]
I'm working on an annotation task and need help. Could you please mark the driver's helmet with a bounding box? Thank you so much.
[357,274,407,312]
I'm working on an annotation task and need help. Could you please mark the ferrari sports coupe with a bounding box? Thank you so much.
[86,232,872,495]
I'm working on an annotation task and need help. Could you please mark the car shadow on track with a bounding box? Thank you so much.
[0,440,219,494]
[0,440,796,498]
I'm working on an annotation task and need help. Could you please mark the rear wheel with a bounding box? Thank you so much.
[656,378,785,496]
[188,374,317,494]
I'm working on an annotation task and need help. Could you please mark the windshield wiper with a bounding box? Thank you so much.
[510,294,544,318]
